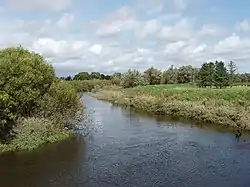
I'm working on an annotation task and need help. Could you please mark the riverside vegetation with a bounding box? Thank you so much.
[0,46,84,154]
[83,62,250,130]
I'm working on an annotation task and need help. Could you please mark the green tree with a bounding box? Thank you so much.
[0,46,55,140]
[207,62,215,87]
[177,65,194,84]
[112,72,122,78]
[214,61,229,88]
[144,66,162,85]
[90,72,101,79]
[65,75,72,81]
[197,62,210,87]
[120,69,148,88]
[228,61,238,87]
[161,65,178,84]
[73,72,90,80]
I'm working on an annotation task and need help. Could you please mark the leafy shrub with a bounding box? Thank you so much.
[0,46,55,141]
[0,46,55,117]
[0,46,84,151]
[35,80,84,129]
[120,69,148,88]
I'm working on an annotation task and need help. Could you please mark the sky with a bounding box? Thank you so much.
[1,0,250,76]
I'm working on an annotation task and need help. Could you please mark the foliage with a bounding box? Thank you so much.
[0,117,73,153]
[0,46,83,153]
[73,72,90,80]
[93,84,250,130]
[161,65,178,84]
[177,65,196,84]
[35,80,84,129]
[228,61,238,87]
[120,69,148,88]
[90,72,102,79]
[214,61,229,88]
[197,62,214,87]
[0,46,55,141]
[0,92,16,142]
[144,67,162,85]
[70,79,113,92]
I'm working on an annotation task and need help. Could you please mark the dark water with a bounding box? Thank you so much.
[1,94,250,187]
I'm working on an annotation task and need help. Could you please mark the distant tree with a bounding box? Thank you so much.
[228,61,238,87]
[177,65,194,84]
[111,72,122,85]
[65,76,72,81]
[100,74,106,80]
[120,69,148,88]
[207,62,215,87]
[191,68,200,84]
[90,72,101,79]
[112,72,122,78]
[214,61,229,88]
[104,75,111,80]
[197,63,210,88]
[144,66,162,85]
[161,65,178,84]
[73,72,90,80]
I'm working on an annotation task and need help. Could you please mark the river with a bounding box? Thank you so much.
[1,93,250,187]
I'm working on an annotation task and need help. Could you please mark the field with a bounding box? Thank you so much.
[92,84,250,130]
[130,84,250,102]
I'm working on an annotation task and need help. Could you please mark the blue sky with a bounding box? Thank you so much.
[0,0,250,76]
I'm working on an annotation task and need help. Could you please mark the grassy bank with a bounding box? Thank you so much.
[91,84,250,130]
[0,118,74,153]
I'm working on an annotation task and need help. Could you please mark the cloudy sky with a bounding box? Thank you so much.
[1,0,250,76]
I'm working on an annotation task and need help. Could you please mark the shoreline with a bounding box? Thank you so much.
[90,89,250,131]
[0,130,75,155]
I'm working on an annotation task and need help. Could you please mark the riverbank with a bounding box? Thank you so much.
[0,121,74,154]
[91,85,250,130]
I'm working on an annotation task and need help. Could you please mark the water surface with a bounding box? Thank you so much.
[1,93,250,187]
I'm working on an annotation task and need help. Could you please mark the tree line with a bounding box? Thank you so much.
[60,72,112,81]
[62,61,250,88]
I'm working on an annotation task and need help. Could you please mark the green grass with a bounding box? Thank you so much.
[92,84,250,130]
[131,84,250,102]
[0,117,74,154]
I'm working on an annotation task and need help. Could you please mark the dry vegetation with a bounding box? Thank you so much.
[92,84,250,130]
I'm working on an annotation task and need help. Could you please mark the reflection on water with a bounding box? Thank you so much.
[0,136,86,187]
[1,93,250,187]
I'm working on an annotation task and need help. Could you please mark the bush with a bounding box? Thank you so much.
[120,69,148,88]
[0,46,84,152]
[0,46,55,140]
[35,80,84,129]
[70,79,112,92]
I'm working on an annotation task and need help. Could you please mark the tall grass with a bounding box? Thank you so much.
[92,84,250,130]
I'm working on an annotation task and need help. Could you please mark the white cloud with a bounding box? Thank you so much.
[7,0,72,11]
[136,19,161,39]
[173,0,186,10]
[32,38,89,59]
[0,0,250,76]
[235,20,250,32]
[56,13,75,28]
[198,24,226,38]
[96,6,138,37]
[158,18,194,42]
[89,44,103,55]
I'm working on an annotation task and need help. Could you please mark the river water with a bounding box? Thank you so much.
[1,94,250,187]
